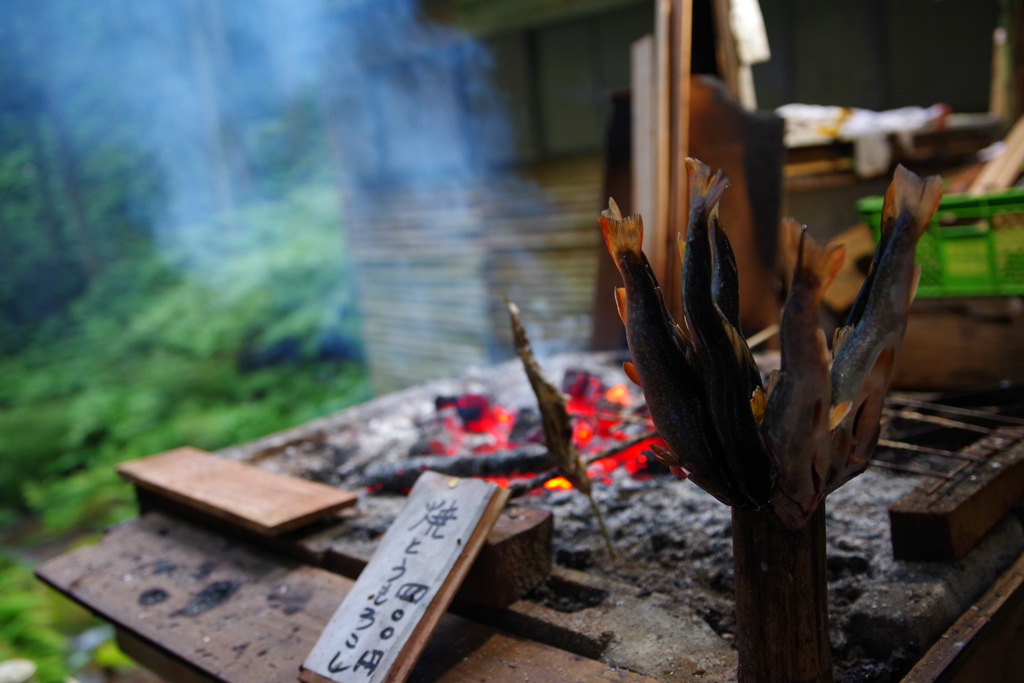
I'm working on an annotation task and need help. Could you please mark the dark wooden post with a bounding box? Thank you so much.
[731,504,833,683]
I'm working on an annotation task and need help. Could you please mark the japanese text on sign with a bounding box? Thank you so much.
[302,472,502,683]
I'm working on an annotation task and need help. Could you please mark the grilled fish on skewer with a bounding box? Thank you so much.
[599,200,747,507]
[681,159,772,509]
[828,165,942,491]
[763,221,848,529]
[507,299,615,556]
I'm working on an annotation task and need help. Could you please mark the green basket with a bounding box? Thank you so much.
[856,187,1024,297]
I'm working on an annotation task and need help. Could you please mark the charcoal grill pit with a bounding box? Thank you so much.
[216,351,1024,682]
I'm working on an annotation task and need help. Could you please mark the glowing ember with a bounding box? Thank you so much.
[605,383,631,405]
[396,368,668,495]
[573,420,595,446]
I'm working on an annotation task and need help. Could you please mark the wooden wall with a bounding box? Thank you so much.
[347,155,604,393]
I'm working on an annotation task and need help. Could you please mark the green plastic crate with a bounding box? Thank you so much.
[856,187,1024,297]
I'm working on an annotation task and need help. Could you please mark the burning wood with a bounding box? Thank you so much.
[362,358,662,496]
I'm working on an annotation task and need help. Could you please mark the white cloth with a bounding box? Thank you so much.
[775,103,951,177]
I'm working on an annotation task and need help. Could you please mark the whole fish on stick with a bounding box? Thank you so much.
[507,299,616,556]
[599,197,751,508]
[828,166,942,493]
[600,159,941,529]
[679,160,773,509]
[763,221,847,529]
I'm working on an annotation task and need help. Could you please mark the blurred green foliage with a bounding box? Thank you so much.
[0,1,374,677]
[0,556,79,683]
[0,185,369,532]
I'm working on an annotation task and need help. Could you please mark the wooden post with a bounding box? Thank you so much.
[731,504,833,683]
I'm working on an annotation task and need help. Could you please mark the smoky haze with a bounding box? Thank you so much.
[0,0,582,387]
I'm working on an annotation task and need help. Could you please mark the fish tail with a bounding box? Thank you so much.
[599,198,643,259]
[780,218,805,278]
[685,158,729,212]
[782,219,845,292]
[884,165,943,240]
[805,235,846,294]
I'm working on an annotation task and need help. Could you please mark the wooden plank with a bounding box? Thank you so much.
[891,297,1024,391]
[889,431,1024,561]
[821,224,875,312]
[902,550,1024,682]
[661,0,693,322]
[117,447,358,537]
[37,513,348,682]
[632,34,657,247]
[969,114,1024,195]
[36,512,658,683]
[115,629,216,683]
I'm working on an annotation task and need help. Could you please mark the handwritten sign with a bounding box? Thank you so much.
[300,471,509,683]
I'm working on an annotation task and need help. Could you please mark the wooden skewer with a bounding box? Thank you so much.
[927,461,974,495]
[870,459,955,479]
[884,408,1008,436]
[877,439,984,462]
[583,430,660,466]
[885,396,1024,427]
[745,323,779,349]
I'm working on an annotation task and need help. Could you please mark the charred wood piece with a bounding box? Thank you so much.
[363,445,553,493]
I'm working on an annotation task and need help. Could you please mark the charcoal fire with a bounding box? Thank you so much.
[362,358,664,496]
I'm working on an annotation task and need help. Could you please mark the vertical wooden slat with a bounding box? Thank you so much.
[631,34,656,244]
[652,0,672,287]
[651,0,692,322]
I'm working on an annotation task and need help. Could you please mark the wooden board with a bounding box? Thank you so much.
[892,297,1024,391]
[36,511,659,683]
[117,447,357,537]
[902,550,1024,682]
[821,223,875,312]
[889,431,1024,561]
[968,114,1024,195]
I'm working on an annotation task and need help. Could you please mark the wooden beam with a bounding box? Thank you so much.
[711,0,740,98]
[631,34,657,243]
[902,550,1024,682]
[889,431,1024,562]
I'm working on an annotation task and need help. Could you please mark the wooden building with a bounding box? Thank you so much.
[331,0,1004,392]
